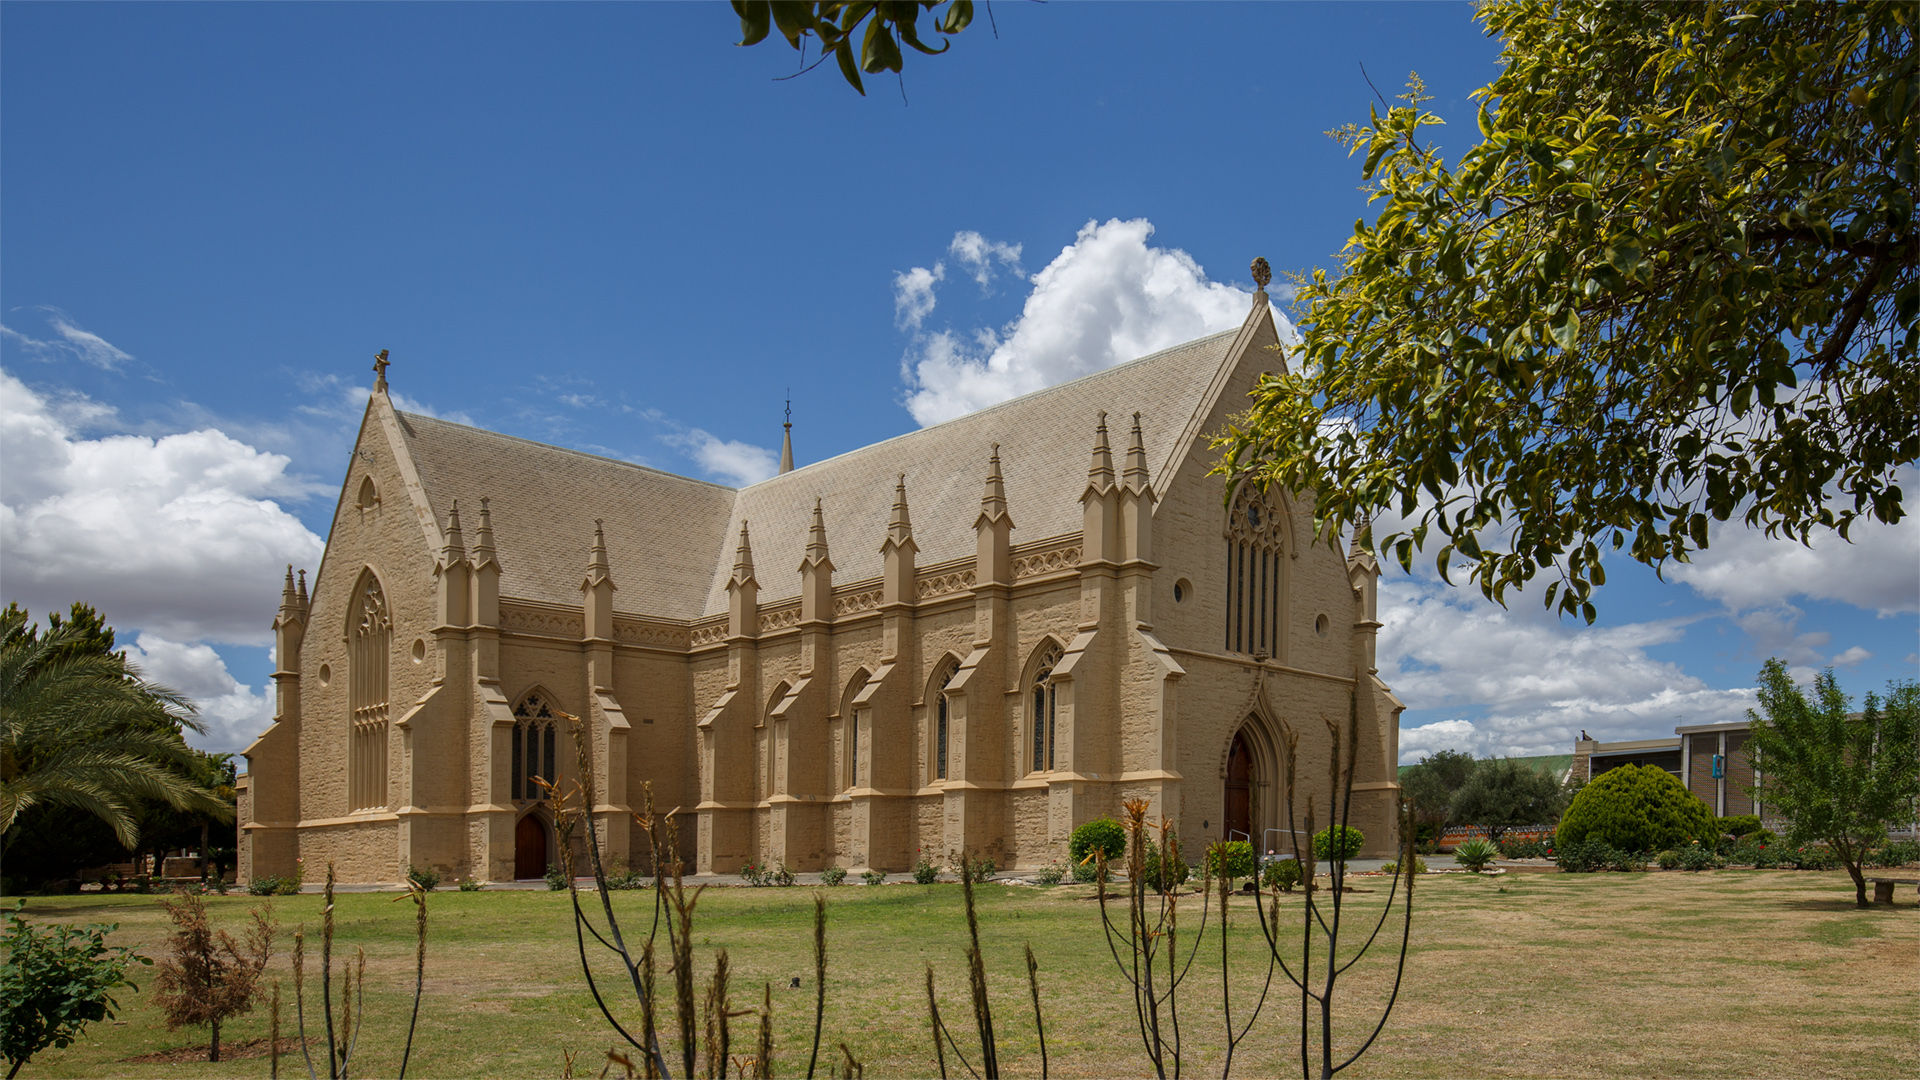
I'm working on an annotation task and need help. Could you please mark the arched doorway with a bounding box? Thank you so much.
[514,814,549,880]
[1224,731,1254,841]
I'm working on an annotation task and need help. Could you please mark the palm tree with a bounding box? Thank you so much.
[1,607,230,849]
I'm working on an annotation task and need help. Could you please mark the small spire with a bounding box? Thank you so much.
[1087,412,1115,488]
[1349,513,1372,558]
[779,394,794,475]
[297,569,309,607]
[441,500,467,559]
[472,496,498,564]
[280,565,299,609]
[981,444,1007,516]
[888,474,913,534]
[1123,412,1150,488]
[733,519,756,577]
[806,498,829,559]
[373,349,391,393]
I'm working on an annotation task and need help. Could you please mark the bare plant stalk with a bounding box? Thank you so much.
[837,1043,862,1080]
[958,855,999,1078]
[336,962,351,1080]
[754,984,773,1080]
[397,879,428,1079]
[808,894,827,1079]
[639,941,659,1080]
[322,863,337,1079]
[293,927,317,1080]
[344,948,366,1077]
[715,950,733,1080]
[270,980,282,1080]
[1023,945,1046,1080]
[925,965,947,1080]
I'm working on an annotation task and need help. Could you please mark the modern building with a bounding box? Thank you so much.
[237,288,1405,885]
[1574,721,1765,822]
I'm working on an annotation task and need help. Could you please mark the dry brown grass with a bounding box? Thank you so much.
[7,867,1913,1078]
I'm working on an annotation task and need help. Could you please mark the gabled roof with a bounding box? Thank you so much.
[705,327,1245,615]
[394,413,736,620]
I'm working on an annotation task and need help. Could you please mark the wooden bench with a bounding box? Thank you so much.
[1866,877,1919,904]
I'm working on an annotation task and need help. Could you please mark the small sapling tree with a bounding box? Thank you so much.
[1745,660,1920,908]
[1,900,150,1079]
[152,892,275,1061]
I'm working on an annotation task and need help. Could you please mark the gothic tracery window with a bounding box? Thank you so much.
[1225,484,1287,656]
[1029,641,1064,774]
[348,572,390,812]
[512,692,559,801]
[933,662,958,781]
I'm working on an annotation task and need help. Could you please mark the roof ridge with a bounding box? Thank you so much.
[753,327,1240,487]
[395,411,737,491]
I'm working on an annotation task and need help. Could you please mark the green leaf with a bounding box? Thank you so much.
[732,0,772,46]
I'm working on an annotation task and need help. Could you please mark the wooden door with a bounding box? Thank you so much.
[514,814,548,880]
[1224,731,1254,841]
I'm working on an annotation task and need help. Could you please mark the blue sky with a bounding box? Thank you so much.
[3,1,1914,755]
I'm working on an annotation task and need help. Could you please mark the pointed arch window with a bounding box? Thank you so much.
[933,662,958,781]
[1225,484,1287,657]
[1029,641,1064,774]
[841,670,871,793]
[348,572,390,812]
[512,692,560,801]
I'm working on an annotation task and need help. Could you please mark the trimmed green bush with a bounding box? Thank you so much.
[1313,825,1366,861]
[1139,837,1190,894]
[821,865,848,886]
[1714,814,1762,839]
[1068,818,1127,866]
[1379,856,1427,876]
[1262,857,1303,892]
[1203,840,1255,882]
[1556,764,1715,854]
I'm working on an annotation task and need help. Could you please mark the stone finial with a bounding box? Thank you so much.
[732,519,756,578]
[1251,257,1272,292]
[780,396,795,475]
[441,500,467,561]
[373,349,391,392]
[472,496,498,567]
[280,565,299,610]
[981,444,1007,517]
[806,498,830,559]
[585,518,613,586]
[1087,412,1115,488]
[1123,412,1150,489]
[296,569,308,607]
[886,474,914,542]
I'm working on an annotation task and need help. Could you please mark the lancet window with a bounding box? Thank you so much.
[348,571,390,812]
[841,670,870,792]
[1029,640,1064,774]
[1225,483,1288,656]
[933,662,958,781]
[511,692,559,801]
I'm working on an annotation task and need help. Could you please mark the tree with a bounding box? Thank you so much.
[1450,757,1563,842]
[1,901,151,1080]
[1744,659,1920,908]
[0,606,228,852]
[1556,763,1715,854]
[151,893,275,1062]
[1221,2,1916,622]
[1397,748,1477,839]
[730,1,977,96]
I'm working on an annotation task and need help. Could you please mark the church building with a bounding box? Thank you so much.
[238,285,1405,885]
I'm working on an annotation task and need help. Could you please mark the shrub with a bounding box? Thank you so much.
[1554,838,1625,873]
[1068,818,1127,866]
[821,866,848,886]
[606,868,648,890]
[1453,838,1499,873]
[1379,857,1427,876]
[245,876,286,897]
[1656,849,1682,870]
[1556,764,1715,854]
[1,901,151,1077]
[545,865,569,891]
[1261,857,1302,892]
[457,876,483,892]
[1070,856,1108,884]
[407,865,441,892]
[1781,844,1839,871]
[912,850,940,885]
[1608,848,1649,872]
[738,861,768,886]
[952,855,996,884]
[1715,814,1762,839]
[860,869,886,886]
[1866,840,1920,868]
[1139,838,1189,894]
[1031,861,1066,886]
[1498,835,1553,859]
[1313,826,1366,861]
[1675,843,1721,872]
[1203,841,1256,882]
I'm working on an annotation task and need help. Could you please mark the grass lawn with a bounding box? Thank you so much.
[5,868,1914,1079]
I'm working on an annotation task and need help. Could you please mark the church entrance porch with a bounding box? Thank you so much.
[514,813,549,880]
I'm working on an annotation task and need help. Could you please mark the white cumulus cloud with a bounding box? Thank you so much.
[900,218,1289,427]
[0,369,326,645]
[893,263,946,330]
[948,230,1022,289]
[125,634,274,753]
[664,428,779,488]
[1380,576,1755,763]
